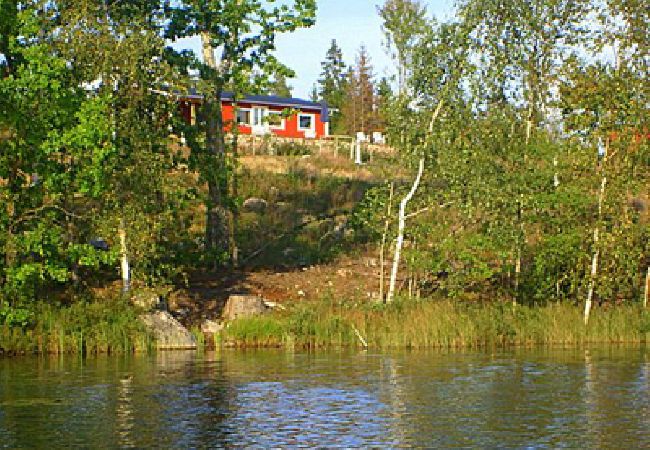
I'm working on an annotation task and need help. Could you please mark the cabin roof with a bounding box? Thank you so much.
[222,92,325,110]
[182,89,329,122]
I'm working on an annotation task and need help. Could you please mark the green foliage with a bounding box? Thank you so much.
[378,0,429,92]
[164,0,317,258]
[361,0,649,306]
[317,39,347,133]
[341,46,378,135]
[0,303,33,328]
[0,0,191,300]
[266,71,293,97]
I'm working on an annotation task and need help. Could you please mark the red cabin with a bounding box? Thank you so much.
[179,92,331,139]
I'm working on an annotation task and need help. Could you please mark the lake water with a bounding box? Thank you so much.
[1,347,648,448]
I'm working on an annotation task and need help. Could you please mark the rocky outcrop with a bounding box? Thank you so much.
[140,311,197,349]
[222,294,268,321]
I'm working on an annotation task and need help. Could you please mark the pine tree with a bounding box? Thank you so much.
[268,72,293,97]
[342,46,376,136]
[309,84,319,102]
[376,77,393,131]
[318,39,347,133]
[342,67,358,135]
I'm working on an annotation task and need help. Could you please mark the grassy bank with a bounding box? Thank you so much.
[223,299,650,349]
[0,299,153,355]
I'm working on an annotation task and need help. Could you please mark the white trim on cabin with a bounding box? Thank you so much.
[297,113,316,132]
[236,106,286,132]
[266,110,286,131]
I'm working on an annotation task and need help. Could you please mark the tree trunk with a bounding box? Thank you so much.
[379,182,394,303]
[585,176,607,325]
[229,104,240,267]
[4,166,19,279]
[118,218,130,294]
[201,31,217,69]
[201,32,229,264]
[387,158,424,303]
[514,247,521,305]
[643,266,650,308]
[203,87,229,261]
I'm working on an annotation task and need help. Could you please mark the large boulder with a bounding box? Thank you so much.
[222,294,268,321]
[140,310,197,349]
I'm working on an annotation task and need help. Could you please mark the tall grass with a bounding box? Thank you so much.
[223,298,650,349]
[0,299,153,355]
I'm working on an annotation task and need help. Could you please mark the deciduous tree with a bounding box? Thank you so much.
[165,0,317,264]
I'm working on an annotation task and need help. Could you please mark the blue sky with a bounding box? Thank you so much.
[171,0,455,98]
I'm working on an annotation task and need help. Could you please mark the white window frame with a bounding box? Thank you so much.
[252,107,266,127]
[297,113,316,132]
[266,110,286,130]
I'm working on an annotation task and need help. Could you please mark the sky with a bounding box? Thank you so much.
[171,0,456,99]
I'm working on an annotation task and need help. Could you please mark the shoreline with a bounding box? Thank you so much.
[2,298,648,356]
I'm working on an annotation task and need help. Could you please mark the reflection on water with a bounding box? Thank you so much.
[0,347,648,447]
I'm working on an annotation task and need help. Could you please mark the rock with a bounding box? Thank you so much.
[263,300,286,310]
[132,290,165,311]
[242,197,268,213]
[630,196,647,213]
[222,294,268,321]
[201,319,224,334]
[140,310,197,349]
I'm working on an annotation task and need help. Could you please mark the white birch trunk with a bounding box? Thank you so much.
[387,158,424,303]
[643,266,650,308]
[514,248,521,306]
[119,218,130,294]
[379,182,394,303]
[584,176,607,325]
[584,230,600,325]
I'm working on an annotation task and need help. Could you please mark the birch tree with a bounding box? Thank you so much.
[378,0,429,93]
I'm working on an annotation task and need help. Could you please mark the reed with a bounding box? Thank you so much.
[0,298,153,355]
[223,298,650,349]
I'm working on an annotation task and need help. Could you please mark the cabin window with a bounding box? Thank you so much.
[298,114,314,131]
[236,109,251,125]
[267,111,285,129]
[252,107,265,126]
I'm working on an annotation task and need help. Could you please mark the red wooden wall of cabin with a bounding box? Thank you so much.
[179,100,327,139]
[222,102,326,139]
